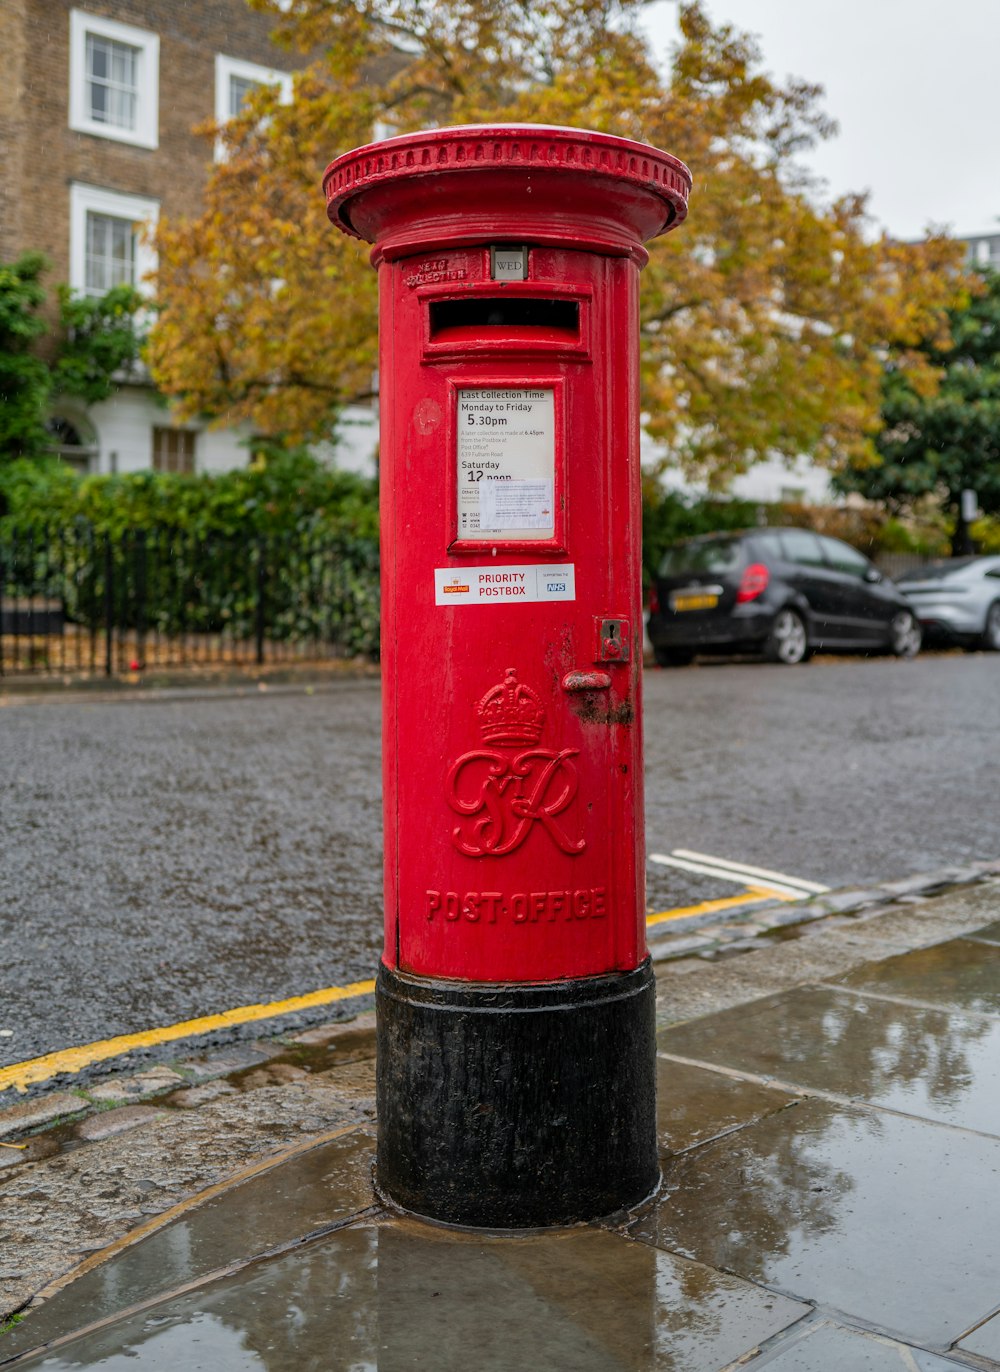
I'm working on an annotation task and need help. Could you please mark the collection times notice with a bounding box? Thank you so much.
[457,388,555,541]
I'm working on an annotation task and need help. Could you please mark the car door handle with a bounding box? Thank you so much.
[562,671,612,692]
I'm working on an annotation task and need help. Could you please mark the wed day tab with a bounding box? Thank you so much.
[434,564,576,606]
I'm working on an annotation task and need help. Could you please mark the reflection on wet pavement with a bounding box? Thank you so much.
[11,1219,808,1372]
[11,929,1000,1370]
[968,919,1000,946]
[659,986,1000,1133]
[633,1094,1000,1347]
[836,937,1000,1015]
[655,1057,794,1155]
[0,1130,376,1361]
[744,1320,968,1369]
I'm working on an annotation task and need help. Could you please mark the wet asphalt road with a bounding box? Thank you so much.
[1,653,998,1067]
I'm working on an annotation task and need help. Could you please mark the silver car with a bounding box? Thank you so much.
[897,556,1000,651]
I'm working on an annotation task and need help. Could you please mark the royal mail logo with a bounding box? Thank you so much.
[446,668,585,857]
[442,581,471,594]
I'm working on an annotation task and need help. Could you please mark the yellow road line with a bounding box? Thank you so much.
[0,978,376,1096]
[2,887,800,1096]
[645,886,794,928]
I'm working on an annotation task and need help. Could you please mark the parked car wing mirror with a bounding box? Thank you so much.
[864,566,883,584]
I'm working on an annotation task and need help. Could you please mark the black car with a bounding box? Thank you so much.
[647,528,922,666]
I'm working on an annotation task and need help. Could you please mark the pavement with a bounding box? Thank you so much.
[2,874,1000,1370]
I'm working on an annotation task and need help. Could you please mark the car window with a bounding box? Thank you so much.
[748,533,785,561]
[985,565,1000,580]
[818,536,870,578]
[657,539,744,576]
[778,530,826,568]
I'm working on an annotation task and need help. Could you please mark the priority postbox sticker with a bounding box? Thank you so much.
[435,564,575,605]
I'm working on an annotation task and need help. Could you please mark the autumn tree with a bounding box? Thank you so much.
[148,0,966,483]
[834,269,1000,553]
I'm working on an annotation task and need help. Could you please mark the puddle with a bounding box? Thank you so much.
[633,1095,1000,1347]
[659,985,1000,1134]
[835,937,1000,1016]
[745,1319,968,1369]
[8,1217,808,1371]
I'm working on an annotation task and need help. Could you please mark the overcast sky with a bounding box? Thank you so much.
[643,0,999,241]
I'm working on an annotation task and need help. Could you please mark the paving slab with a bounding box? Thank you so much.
[75,1106,166,1142]
[85,1069,185,1104]
[835,937,1000,1016]
[828,910,975,955]
[7,1218,809,1372]
[631,1095,1000,1349]
[4,879,1000,1367]
[0,1127,376,1361]
[744,1319,970,1369]
[171,1044,278,1082]
[0,1095,83,1141]
[871,880,999,925]
[659,985,1000,1135]
[957,1311,1000,1360]
[0,1082,371,1319]
[968,920,1000,946]
[655,1057,796,1155]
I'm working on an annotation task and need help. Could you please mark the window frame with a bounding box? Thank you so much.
[69,10,159,150]
[69,183,160,298]
[214,54,292,159]
[152,426,197,476]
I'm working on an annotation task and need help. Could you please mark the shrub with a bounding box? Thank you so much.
[0,452,382,659]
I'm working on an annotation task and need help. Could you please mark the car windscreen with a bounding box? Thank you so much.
[657,540,744,577]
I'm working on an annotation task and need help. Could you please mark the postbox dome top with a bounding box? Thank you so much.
[323,124,691,264]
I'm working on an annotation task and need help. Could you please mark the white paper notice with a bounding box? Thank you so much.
[457,388,555,540]
[435,564,575,606]
[478,479,553,531]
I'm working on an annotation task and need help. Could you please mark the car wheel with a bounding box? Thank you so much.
[653,647,694,667]
[981,600,1000,652]
[763,609,809,665]
[889,609,922,658]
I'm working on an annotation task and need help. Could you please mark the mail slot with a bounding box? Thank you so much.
[324,124,691,1228]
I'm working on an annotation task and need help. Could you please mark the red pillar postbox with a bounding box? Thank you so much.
[324,125,690,1227]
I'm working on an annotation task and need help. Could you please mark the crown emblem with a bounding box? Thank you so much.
[477,668,545,746]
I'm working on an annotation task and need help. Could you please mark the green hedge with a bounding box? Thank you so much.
[0,455,382,658]
[0,450,379,541]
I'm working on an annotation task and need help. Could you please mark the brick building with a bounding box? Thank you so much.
[0,0,378,476]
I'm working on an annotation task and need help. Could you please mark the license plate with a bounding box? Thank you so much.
[671,591,719,612]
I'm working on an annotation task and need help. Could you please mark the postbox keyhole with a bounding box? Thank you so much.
[596,618,630,663]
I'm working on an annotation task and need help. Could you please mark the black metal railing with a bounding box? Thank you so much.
[0,525,380,678]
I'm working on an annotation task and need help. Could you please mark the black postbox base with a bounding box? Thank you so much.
[374,958,658,1229]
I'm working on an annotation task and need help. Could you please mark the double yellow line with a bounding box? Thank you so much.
[1,889,791,1096]
[0,979,376,1096]
[646,886,791,928]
